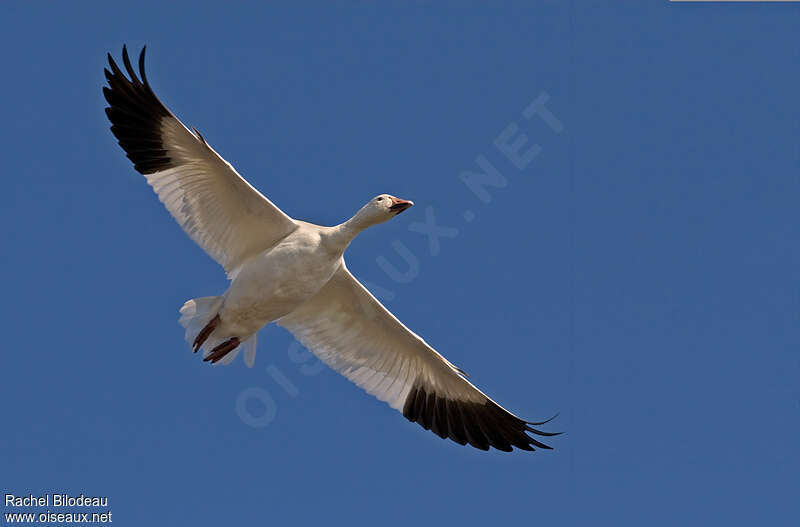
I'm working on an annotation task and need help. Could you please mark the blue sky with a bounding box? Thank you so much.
[2,2,798,525]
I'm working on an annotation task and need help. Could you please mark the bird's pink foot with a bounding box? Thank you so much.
[193,314,220,353]
[204,337,241,364]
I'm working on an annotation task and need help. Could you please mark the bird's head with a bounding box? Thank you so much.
[355,194,414,226]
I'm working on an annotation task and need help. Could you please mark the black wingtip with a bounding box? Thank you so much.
[525,427,563,437]
[139,45,150,87]
[120,45,130,69]
[402,381,559,452]
[526,412,559,426]
[524,412,563,438]
[106,52,121,77]
[103,44,172,175]
[121,45,140,86]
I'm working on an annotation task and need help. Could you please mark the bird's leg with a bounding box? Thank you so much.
[193,314,220,353]
[204,337,241,364]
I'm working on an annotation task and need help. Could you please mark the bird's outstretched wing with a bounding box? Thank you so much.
[103,46,297,277]
[278,263,559,452]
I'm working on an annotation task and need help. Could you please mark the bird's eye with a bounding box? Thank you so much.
[376,197,383,201]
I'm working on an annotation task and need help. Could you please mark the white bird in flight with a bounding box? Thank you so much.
[103,46,559,452]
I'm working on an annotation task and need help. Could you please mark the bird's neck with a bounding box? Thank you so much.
[326,214,372,252]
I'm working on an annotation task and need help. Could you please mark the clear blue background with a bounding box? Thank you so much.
[2,2,798,525]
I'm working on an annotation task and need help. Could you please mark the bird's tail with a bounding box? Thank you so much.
[178,296,257,367]
[179,296,223,346]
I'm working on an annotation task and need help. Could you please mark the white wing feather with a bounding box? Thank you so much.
[145,120,297,276]
[277,262,557,451]
[279,262,496,410]
[104,46,297,276]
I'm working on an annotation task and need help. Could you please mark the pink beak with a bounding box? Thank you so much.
[389,197,414,214]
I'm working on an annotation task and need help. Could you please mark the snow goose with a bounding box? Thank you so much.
[103,46,559,452]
